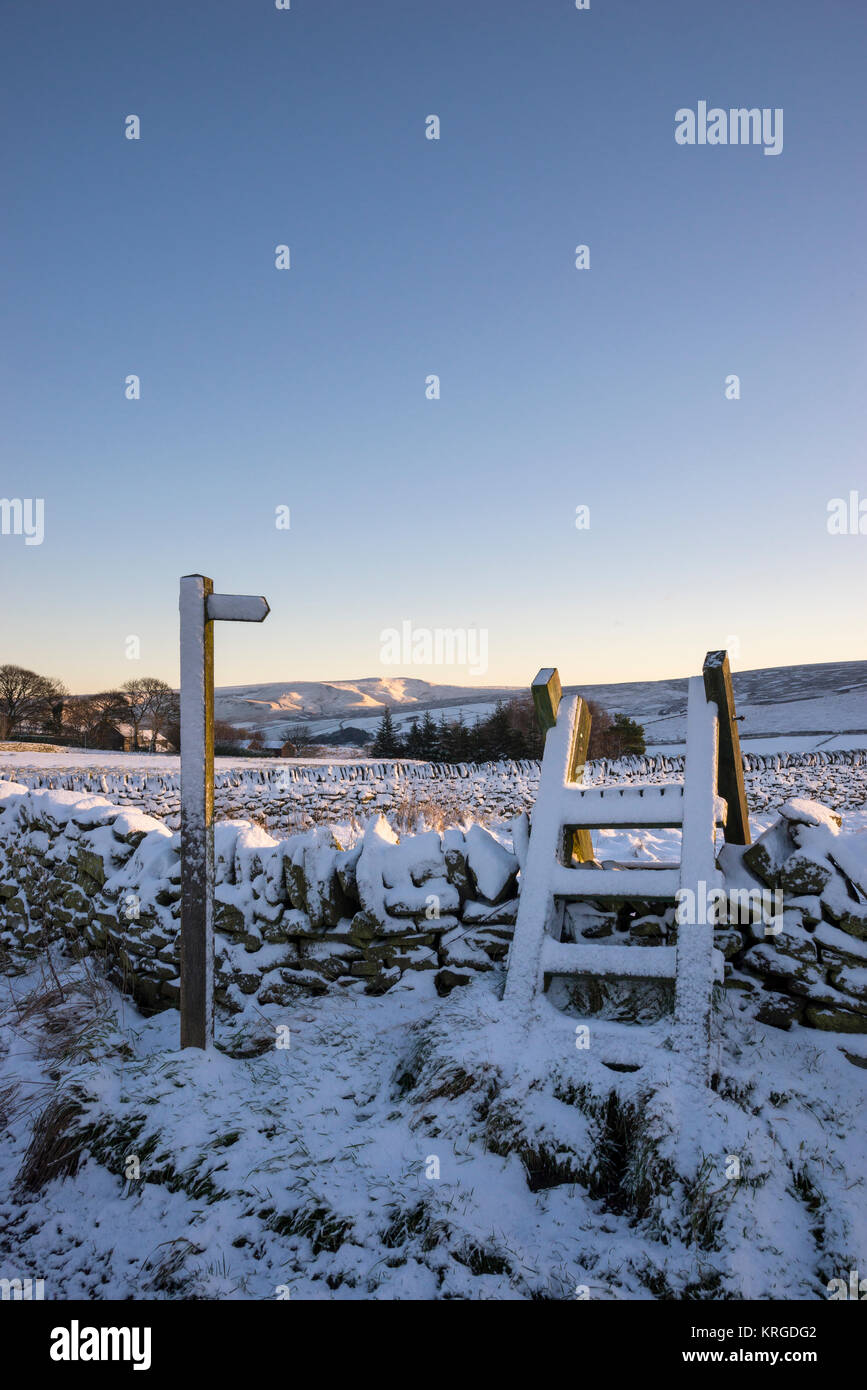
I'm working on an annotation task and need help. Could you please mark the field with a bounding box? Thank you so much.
[1,746,867,1300]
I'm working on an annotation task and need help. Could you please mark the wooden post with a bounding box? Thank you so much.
[531,668,594,864]
[703,650,751,846]
[179,575,269,1049]
[532,669,562,734]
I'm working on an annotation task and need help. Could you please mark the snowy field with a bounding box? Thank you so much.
[2,747,867,1301]
[2,860,866,1300]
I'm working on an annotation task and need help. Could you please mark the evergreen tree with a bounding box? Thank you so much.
[419,710,440,761]
[403,717,425,759]
[372,708,401,757]
[611,712,646,756]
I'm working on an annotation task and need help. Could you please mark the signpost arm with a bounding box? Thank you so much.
[179,574,215,1049]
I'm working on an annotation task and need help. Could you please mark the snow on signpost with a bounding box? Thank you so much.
[179,574,270,1049]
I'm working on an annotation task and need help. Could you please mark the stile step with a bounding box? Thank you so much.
[541,939,678,981]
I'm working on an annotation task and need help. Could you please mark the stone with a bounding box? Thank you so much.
[756,994,804,1030]
[740,943,821,993]
[805,1004,867,1034]
[777,799,842,832]
[779,853,833,898]
[462,897,519,927]
[434,968,471,997]
[215,899,246,936]
[464,825,519,904]
[335,845,362,901]
[443,830,471,898]
[742,820,792,887]
[714,928,744,960]
[350,959,381,977]
[838,1048,867,1070]
[76,848,106,891]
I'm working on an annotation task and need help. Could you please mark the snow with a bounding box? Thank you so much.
[3,948,866,1300]
[3,728,867,1300]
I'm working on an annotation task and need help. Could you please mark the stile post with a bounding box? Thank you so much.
[531,668,594,864]
[702,650,751,846]
[179,574,269,1048]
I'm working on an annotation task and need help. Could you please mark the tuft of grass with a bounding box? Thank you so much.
[270,1202,353,1255]
[15,1091,87,1193]
[381,1200,447,1252]
[452,1240,512,1278]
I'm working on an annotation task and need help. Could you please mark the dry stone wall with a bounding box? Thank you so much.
[1,748,865,834]
[2,782,867,1059]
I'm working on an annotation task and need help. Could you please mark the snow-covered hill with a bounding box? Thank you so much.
[571,660,867,753]
[214,677,517,740]
[212,661,867,752]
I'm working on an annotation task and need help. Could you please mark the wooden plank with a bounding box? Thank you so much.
[559,783,685,828]
[550,864,682,900]
[207,593,270,623]
[541,939,677,981]
[703,650,751,845]
[563,696,594,863]
[530,670,593,861]
[674,675,722,1085]
[179,574,215,1050]
[505,693,583,1011]
[531,668,562,732]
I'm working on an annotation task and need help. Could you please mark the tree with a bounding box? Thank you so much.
[213,720,250,755]
[585,702,646,759]
[610,712,646,757]
[139,677,177,752]
[284,723,314,749]
[586,700,614,760]
[372,708,401,758]
[65,691,128,748]
[419,710,441,761]
[120,680,148,750]
[0,665,66,738]
[403,718,425,759]
[443,713,474,763]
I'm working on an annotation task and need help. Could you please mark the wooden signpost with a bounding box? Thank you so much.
[179,574,270,1049]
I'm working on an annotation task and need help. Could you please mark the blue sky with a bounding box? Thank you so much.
[1,0,865,693]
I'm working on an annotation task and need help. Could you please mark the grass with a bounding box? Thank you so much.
[15,1090,88,1193]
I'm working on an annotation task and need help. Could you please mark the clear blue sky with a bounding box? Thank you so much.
[1,0,865,694]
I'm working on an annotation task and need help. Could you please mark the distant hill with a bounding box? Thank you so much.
[213,678,517,743]
[567,659,867,751]
[213,662,867,754]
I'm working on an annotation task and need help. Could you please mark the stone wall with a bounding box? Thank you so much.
[0,783,521,1014]
[1,748,864,834]
[2,781,867,1055]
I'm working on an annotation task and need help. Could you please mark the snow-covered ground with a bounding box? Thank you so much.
[2,895,865,1300]
[2,753,867,1301]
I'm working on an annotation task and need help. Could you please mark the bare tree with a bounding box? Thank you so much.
[139,677,177,752]
[120,680,149,751]
[0,665,66,738]
[64,690,129,748]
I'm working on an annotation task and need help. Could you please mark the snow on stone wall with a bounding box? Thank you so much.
[0,783,520,1014]
[0,748,864,835]
[2,780,867,1049]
